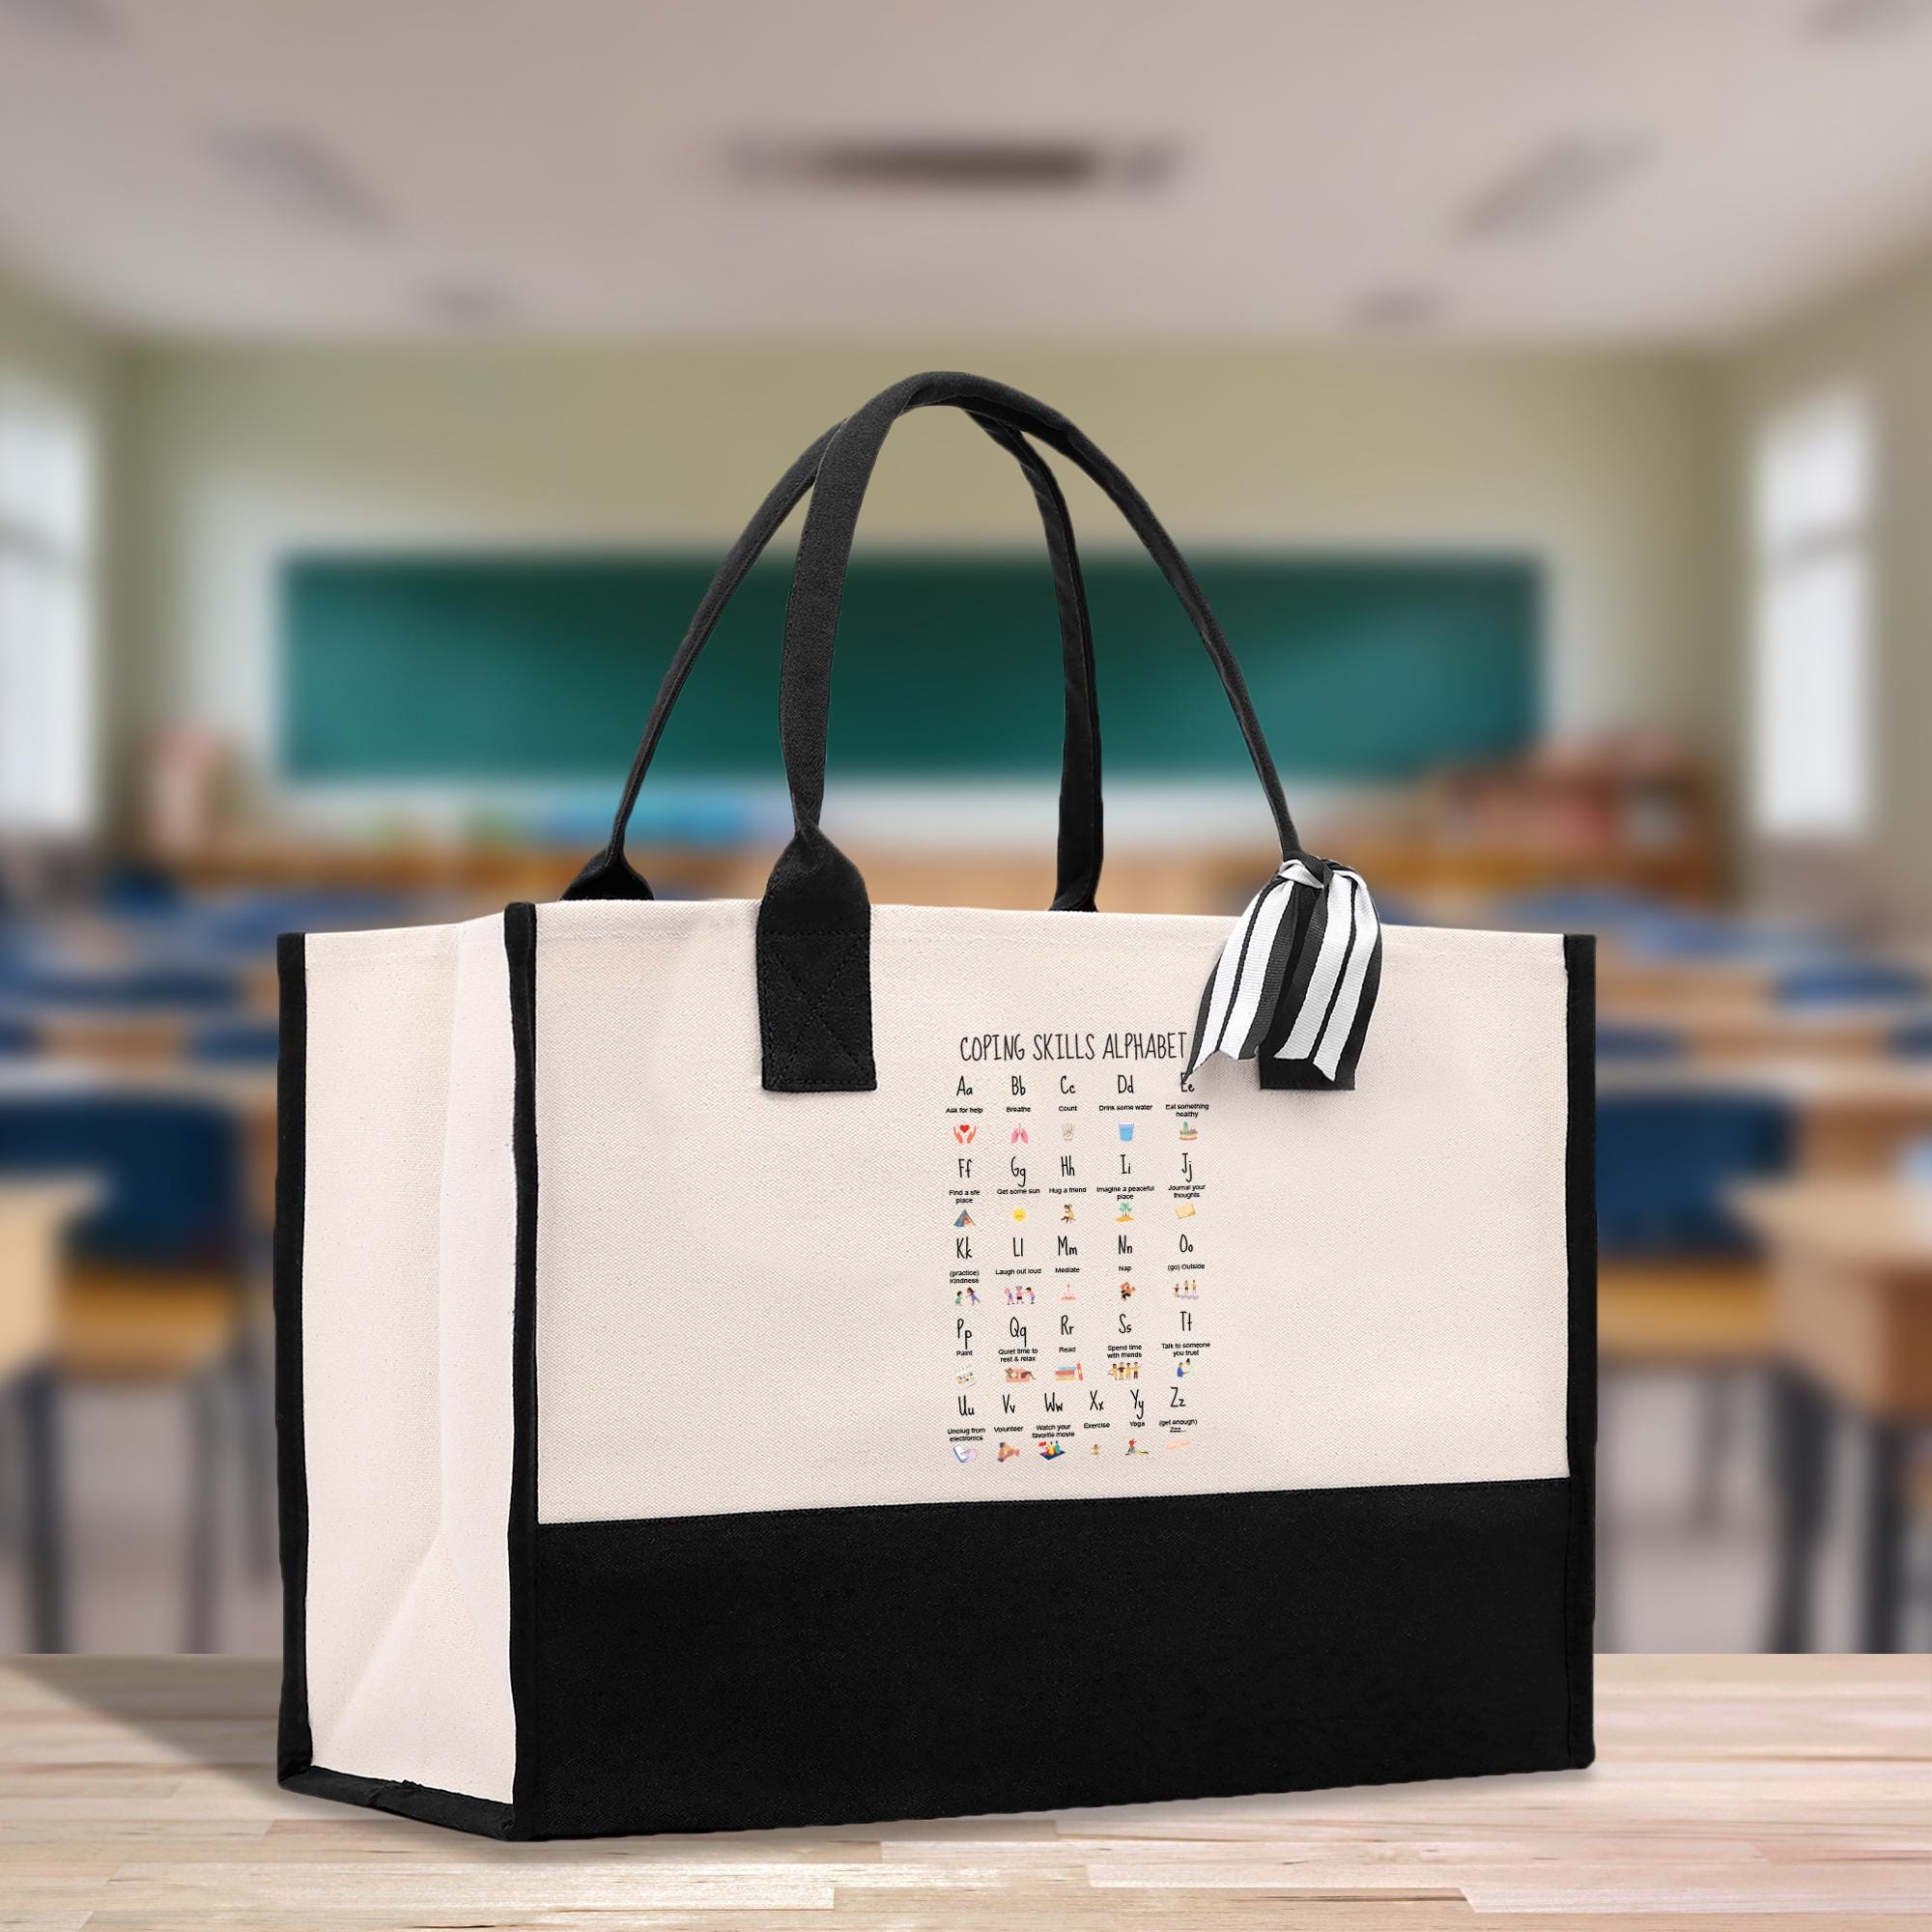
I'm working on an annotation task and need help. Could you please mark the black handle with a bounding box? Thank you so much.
[566,411,1104,912]
[755,373,1299,1092]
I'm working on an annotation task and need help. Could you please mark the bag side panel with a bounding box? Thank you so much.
[296,917,518,1806]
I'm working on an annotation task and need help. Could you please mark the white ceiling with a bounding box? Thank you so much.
[3,0,1932,342]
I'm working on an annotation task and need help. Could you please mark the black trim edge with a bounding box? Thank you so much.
[504,902,543,1838]
[273,931,311,1783]
[284,1765,517,1840]
[1562,932,1598,1767]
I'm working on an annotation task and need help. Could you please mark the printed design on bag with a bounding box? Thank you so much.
[1184,853,1383,1089]
[948,1033,1213,1467]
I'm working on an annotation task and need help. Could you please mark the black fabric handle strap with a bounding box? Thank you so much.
[754,373,1300,1092]
[773,373,1297,854]
[565,412,1105,912]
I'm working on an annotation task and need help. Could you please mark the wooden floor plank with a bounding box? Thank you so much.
[0,1655,1924,1928]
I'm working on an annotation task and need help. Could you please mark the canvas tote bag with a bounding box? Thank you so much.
[275,371,1596,1841]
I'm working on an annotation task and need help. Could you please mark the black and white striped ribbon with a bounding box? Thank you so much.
[1183,855,1383,1090]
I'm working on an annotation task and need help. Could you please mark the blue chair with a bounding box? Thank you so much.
[1500,888,1663,934]
[1597,1093,1792,1257]
[0,1094,255,1648]
[185,1017,281,1065]
[0,960,244,1013]
[1776,960,1927,1009]
[1596,1092,1794,1558]
[96,865,184,918]
[187,891,409,951]
[1596,1022,1686,1063]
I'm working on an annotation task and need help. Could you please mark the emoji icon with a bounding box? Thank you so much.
[1119,1122,1135,1143]
[1054,1362,1084,1382]
[952,1444,978,1463]
[1061,1204,1075,1223]
[1126,1438,1150,1457]
[1117,1198,1134,1222]
[956,1371,975,1385]
[1010,1126,1030,1144]
[997,1441,1020,1462]
[1037,1440,1066,1460]
[1175,1203,1197,1220]
[1061,1123,1075,1142]
[1179,1121,1198,1142]
[1006,1367,1035,1383]
[953,1208,974,1228]
[1176,1357,1194,1378]
[953,1122,976,1145]
[1011,1207,1027,1222]
[1119,1281,1136,1299]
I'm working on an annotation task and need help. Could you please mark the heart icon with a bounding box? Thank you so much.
[953,1122,976,1144]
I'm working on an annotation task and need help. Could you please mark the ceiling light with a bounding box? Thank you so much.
[205,124,390,234]
[0,0,118,39]
[1806,0,1932,38]
[1457,135,1645,242]
[730,135,1178,195]
[1350,284,1447,333]
[419,280,515,328]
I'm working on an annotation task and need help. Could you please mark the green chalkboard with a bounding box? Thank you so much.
[281,551,1538,784]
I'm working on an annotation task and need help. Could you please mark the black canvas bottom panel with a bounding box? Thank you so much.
[282,1766,516,1838]
[532,1476,1588,1839]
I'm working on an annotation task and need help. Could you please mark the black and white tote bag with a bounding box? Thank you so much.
[275,372,1596,1840]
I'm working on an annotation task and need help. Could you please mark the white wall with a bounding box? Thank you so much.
[1725,247,1932,925]
[0,269,120,836]
[116,340,1725,830]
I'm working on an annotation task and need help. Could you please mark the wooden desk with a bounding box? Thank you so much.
[1601,996,1931,1063]
[1736,1178,1932,1653]
[1601,1057,1932,1172]
[0,1179,97,1655]
[0,1656,1923,1927]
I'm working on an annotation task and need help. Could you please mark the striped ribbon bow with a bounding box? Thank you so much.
[1183,855,1383,1090]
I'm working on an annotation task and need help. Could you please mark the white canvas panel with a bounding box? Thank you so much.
[301,916,517,1804]
[532,899,1573,1523]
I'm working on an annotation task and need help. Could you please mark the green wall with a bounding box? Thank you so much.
[283,550,1539,784]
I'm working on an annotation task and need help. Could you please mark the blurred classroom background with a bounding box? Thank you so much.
[2,0,1932,1657]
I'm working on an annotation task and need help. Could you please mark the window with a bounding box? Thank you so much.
[0,376,97,838]
[1750,387,1873,840]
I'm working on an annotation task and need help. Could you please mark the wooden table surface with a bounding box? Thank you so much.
[0,1656,1925,1930]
